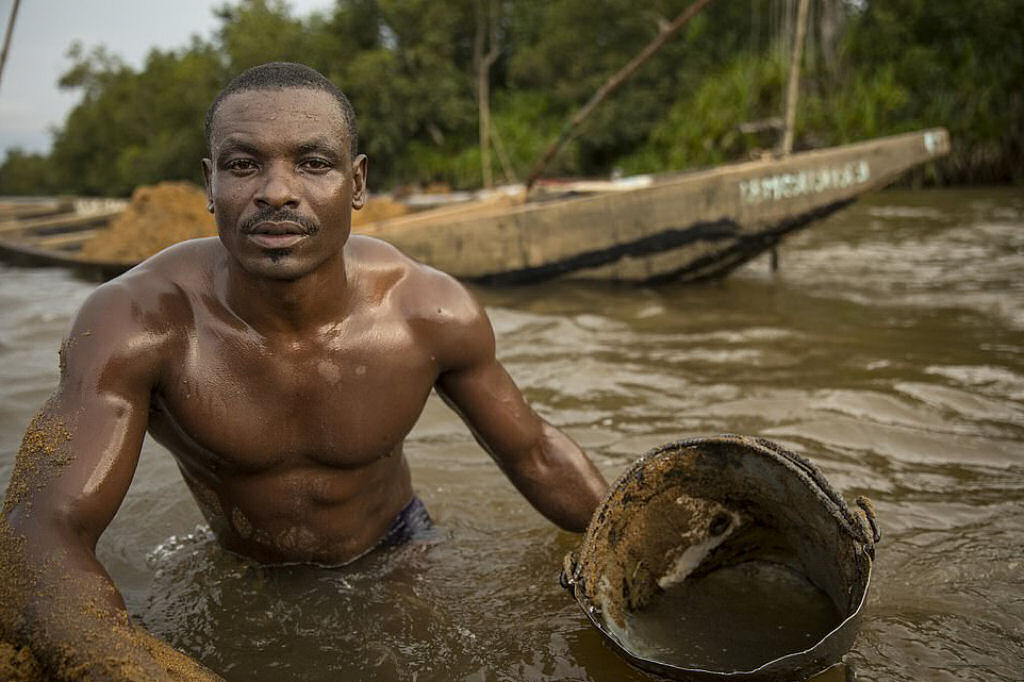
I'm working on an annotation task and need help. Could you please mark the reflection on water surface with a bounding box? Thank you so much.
[0,188,1021,681]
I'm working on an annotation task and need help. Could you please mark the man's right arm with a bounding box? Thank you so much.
[0,279,221,681]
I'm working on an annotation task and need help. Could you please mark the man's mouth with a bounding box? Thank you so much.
[246,221,310,249]
[239,209,320,251]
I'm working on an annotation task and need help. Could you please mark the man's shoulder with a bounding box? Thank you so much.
[55,240,219,387]
[135,236,222,284]
[347,235,495,369]
[348,234,483,324]
[75,238,219,339]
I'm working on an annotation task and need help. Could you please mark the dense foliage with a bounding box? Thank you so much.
[2,0,1021,195]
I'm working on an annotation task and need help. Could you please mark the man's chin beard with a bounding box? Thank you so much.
[267,248,291,264]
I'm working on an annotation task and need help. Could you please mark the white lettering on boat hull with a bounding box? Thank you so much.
[739,160,871,204]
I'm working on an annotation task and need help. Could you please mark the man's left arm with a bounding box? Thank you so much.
[431,291,608,532]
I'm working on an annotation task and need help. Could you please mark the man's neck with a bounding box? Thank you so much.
[222,249,355,338]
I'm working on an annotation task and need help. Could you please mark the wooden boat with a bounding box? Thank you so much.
[0,197,132,280]
[0,128,949,285]
[361,127,950,285]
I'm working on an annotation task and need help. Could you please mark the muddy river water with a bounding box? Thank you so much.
[1,188,1021,681]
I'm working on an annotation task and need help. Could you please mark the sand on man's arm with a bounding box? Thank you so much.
[1,409,224,681]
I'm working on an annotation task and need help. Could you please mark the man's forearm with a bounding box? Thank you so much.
[434,356,609,532]
[511,422,609,533]
[1,514,221,681]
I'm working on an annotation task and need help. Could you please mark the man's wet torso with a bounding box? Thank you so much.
[144,237,441,565]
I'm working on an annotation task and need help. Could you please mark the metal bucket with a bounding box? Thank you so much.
[561,435,879,681]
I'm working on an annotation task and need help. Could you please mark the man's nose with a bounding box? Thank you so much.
[255,162,299,209]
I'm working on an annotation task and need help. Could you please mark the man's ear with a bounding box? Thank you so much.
[351,154,368,210]
[201,158,214,213]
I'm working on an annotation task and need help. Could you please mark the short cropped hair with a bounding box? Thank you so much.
[205,62,358,157]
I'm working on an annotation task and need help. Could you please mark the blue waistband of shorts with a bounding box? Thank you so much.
[379,495,433,548]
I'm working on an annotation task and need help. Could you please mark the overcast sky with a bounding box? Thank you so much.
[0,0,333,155]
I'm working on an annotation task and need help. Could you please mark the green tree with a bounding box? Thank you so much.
[838,0,1024,183]
[46,40,223,196]
[3,0,1021,196]
[322,0,480,187]
[215,0,312,72]
[502,0,787,176]
[0,149,59,195]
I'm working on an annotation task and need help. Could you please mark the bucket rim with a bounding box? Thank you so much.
[589,434,877,550]
[572,559,872,679]
[565,434,877,679]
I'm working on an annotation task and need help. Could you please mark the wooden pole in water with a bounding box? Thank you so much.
[0,0,22,94]
[773,0,810,272]
[525,0,715,191]
[780,0,810,156]
[474,0,501,189]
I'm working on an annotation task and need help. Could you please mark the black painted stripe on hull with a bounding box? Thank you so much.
[470,198,854,286]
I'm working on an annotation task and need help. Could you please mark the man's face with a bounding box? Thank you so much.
[203,87,367,281]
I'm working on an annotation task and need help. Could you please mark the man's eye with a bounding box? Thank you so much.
[301,158,333,171]
[225,159,257,172]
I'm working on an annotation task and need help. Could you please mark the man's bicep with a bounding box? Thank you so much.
[429,289,607,531]
[423,274,544,460]
[19,388,150,539]
[435,357,544,463]
[4,287,159,543]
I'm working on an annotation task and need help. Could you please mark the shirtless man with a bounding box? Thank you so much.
[0,62,608,680]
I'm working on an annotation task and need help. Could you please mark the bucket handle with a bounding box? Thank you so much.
[560,552,580,597]
[855,496,881,546]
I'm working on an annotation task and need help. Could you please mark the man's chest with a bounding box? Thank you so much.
[153,323,440,471]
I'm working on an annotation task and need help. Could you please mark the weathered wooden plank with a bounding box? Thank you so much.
[0,238,132,280]
[0,201,70,221]
[0,208,123,236]
[24,229,101,249]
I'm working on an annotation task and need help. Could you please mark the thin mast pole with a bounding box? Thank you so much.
[0,0,22,94]
[772,0,810,273]
[525,0,715,191]
[780,0,810,156]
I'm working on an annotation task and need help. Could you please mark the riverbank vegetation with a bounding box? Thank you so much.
[2,0,1021,196]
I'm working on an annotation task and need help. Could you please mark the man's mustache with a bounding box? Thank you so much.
[241,208,320,235]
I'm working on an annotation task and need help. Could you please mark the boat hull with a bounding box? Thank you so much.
[365,128,949,284]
